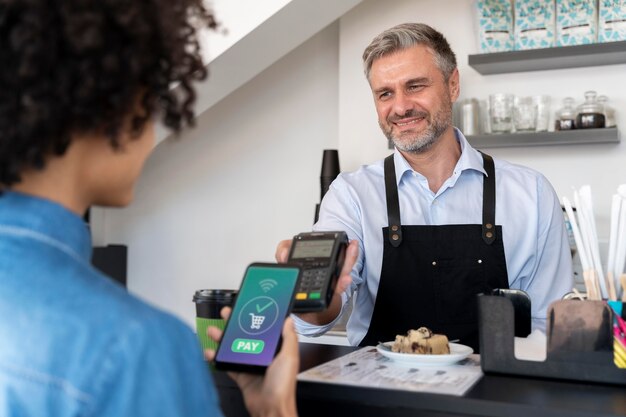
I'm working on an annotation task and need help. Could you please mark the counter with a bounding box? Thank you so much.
[214,343,626,417]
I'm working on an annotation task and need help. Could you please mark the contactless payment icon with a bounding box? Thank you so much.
[237,296,279,336]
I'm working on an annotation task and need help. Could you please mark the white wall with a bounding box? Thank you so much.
[169,0,362,144]
[100,24,340,326]
[199,0,291,63]
[339,0,626,239]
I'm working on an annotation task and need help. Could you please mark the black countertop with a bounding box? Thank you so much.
[214,343,626,417]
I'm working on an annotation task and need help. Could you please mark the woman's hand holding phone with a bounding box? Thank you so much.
[205,307,299,417]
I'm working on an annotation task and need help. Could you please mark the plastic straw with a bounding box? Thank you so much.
[614,187,626,299]
[562,196,590,270]
[607,195,621,284]
[575,189,606,299]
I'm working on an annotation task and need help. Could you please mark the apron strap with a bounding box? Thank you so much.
[384,151,497,246]
[384,154,402,247]
[479,151,496,245]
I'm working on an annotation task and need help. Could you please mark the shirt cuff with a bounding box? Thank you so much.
[291,292,349,337]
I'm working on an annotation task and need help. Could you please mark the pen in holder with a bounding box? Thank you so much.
[609,300,626,369]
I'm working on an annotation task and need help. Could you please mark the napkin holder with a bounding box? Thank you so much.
[478,295,626,385]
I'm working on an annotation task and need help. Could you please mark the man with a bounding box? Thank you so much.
[0,1,320,416]
[277,23,573,351]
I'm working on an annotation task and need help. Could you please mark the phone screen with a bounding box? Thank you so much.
[214,263,300,372]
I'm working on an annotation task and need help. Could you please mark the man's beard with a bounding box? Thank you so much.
[381,104,452,154]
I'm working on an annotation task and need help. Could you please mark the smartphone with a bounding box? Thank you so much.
[214,262,301,373]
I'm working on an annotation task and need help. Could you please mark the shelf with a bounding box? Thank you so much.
[466,127,620,148]
[468,41,626,75]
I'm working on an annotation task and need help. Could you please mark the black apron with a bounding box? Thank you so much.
[359,152,509,352]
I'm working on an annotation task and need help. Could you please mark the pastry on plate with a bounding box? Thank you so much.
[391,327,450,354]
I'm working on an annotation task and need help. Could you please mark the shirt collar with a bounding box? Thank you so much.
[0,191,92,262]
[392,127,487,185]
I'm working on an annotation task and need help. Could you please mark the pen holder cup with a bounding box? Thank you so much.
[478,295,626,386]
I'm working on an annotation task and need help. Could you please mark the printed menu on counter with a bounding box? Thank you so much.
[298,347,483,396]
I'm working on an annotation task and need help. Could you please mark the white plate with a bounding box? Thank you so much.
[376,342,473,366]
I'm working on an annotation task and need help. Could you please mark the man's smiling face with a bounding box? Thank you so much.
[369,44,458,153]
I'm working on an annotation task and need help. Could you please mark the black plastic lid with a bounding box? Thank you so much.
[192,289,237,303]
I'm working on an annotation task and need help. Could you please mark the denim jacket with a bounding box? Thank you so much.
[0,191,222,416]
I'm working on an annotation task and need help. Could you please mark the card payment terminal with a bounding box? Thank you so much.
[287,231,348,312]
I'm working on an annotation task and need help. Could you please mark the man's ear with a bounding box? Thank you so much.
[448,68,460,102]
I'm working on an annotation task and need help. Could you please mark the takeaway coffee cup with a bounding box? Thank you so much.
[193,289,237,351]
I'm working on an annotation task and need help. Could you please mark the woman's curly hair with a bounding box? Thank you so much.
[0,0,216,186]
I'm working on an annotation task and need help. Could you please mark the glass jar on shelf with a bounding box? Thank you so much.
[533,95,551,132]
[575,90,606,129]
[597,95,616,128]
[555,97,576,131]
[489,93,514,133]
[513,96,537,132]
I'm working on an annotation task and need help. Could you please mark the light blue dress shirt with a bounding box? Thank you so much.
[0,191,223,416]
[295,129,573,345]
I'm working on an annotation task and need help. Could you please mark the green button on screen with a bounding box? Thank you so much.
[309,292,321,299]
[231,338,265,354]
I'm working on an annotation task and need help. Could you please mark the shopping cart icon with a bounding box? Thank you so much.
[249,313,266,330]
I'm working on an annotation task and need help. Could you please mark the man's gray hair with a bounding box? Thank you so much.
[362,23,457,82]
